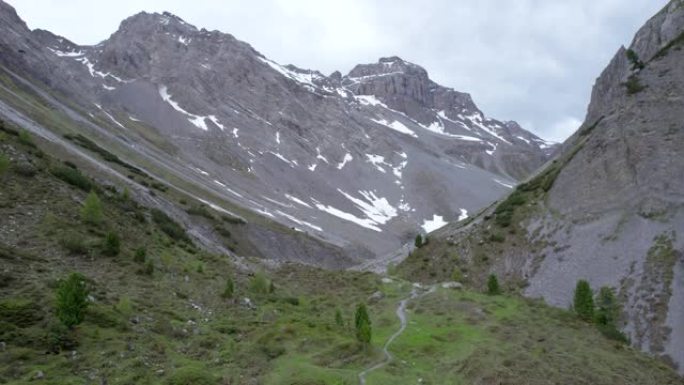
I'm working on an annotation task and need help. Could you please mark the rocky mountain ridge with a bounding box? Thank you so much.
[399,0,684,373]
[0,1,554,264]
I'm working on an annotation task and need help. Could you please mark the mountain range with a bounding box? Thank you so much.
[1,0,683,381]
[0,1,554,265]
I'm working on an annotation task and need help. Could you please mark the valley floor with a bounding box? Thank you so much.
[0,117,681,385]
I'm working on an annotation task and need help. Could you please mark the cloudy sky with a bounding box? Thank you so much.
[8,0,668,141]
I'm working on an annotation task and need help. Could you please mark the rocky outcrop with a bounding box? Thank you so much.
[412,0,684,373]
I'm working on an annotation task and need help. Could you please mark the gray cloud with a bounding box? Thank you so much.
[7,0,669,141]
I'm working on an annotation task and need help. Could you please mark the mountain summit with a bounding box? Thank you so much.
[0,1,555,263]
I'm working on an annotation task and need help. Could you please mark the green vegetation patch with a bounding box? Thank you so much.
[50,164,93,191]
[151,208,192,244]
[63,133,148,177]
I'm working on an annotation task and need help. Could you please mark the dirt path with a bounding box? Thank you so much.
[358,284,436,385]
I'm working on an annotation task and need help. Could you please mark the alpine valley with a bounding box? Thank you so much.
[0,1,682,384]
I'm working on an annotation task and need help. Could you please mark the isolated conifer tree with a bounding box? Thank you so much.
[355,303,372,345]
[414,234,423,248]
[573,280,594,321]
[250,272,270,295]
[121,187,130,201]
[56,273,89,329]
[595,286,618,326]
[487,274,501,295]
[81,191,103,225]
[222,278,235,299]
[102,231,121,256]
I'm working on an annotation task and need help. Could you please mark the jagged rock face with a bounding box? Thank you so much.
[529,1,684,370]
[0,1,553,264]
[346,56,476,113]
[343,56,553,179]
[423,0,684,372]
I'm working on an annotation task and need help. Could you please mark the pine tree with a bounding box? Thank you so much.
[487,274,501,295]
[249,272,270,295]
[594,286,628,343]
[222,278,235,299]
[573,280,594,321]
[595,286,618,326]
[414,234,423,248]
[81,191,103,225]
[355,303,372,345]
[102,232,121,256]
[56,273,89,329]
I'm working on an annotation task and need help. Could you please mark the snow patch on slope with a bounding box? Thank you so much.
[422,215,448,233]
[464,112,511,144]
[313,200,382,232]
[337,153,353,169]
[420,120,482,141]
[160,85,227,131]
[371,118,418,138]
[258,57,321,88]
[494,179,514,189]
[275,210,322,232]
[366,154,387,173]
[338,189,397,227]
[355,95,388,108]
[312,189,399,232]
[285,194,312,208]
[47,48,84,57]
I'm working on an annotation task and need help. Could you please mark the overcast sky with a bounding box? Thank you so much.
[7,0,668,142]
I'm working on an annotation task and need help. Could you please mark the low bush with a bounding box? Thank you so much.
[102,232,121,256]
[12,161,37,177]
[625,49,645,71]
[495,210,513,227]
[151,209,191,244]
[60,234,89,255]
[186,204,214,220]
[51,165,92,191]
[63,133,147,177]
[134,247,146,263]
[222,215,246,225]
[489,233,505,243]
[17,130,35,148]
[625,75,645,95]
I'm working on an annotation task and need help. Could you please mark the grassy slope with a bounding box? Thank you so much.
[0,121,681,385]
